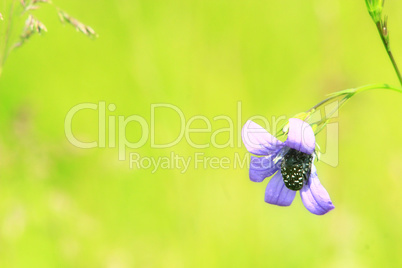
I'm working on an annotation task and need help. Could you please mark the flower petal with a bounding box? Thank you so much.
[242,120,284,156]
[265,171,296,206]
[285,118,315,155]
[249,155,280,182]
[300,164,335,215]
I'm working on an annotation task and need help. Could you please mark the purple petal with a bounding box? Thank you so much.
[285,118,315,155]
[242,120,284,156]
[300,165,334,215]
[249,155,280,182]
[265,171,296,206]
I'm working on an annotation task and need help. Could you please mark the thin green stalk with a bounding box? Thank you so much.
[0,0,16,78]
[333,83,402,95]
[275,83,402,137]
[310,83,402,134]
[375,22,402,86]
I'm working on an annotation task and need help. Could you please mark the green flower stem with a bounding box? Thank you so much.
[309,83,402,134]
[328,83,402,96]
[275,83,401,137]
[375,22,402,86]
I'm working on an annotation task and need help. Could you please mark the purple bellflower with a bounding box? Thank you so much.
[242,118,334,215]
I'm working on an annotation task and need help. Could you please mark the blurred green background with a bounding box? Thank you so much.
[1,0,402,267]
